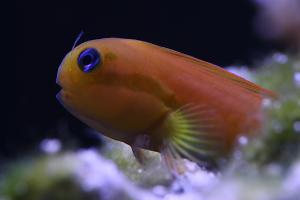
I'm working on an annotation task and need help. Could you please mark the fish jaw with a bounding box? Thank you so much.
[56,89,75,115]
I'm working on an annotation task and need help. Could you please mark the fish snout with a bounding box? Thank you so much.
[56,53,70,87]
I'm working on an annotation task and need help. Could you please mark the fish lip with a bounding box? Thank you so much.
[56,90,64,105]
[56,65,62,103]
[56,89,74,106]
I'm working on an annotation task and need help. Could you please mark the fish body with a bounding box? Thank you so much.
[56,38,274,168]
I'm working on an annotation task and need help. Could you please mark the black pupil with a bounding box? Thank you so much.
[82,54,93,66]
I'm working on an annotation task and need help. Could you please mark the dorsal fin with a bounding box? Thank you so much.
[138,40,277,98]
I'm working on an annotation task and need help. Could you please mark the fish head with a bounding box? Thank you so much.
[56,38,171,144]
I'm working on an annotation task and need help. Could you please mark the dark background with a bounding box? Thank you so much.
[10,0,278,159]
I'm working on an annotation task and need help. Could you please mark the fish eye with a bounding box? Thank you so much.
[77,48,101,72]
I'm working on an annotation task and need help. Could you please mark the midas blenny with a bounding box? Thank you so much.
[56,38,275,170]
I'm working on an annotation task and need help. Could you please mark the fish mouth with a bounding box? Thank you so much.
[56,89,74,114]
[56,60,67,103]
[56,69,63,104]
[56,90,64,105]
[56,73,73,107]
[56,85,72,102]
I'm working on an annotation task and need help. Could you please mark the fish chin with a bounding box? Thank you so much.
[56,89,134,145]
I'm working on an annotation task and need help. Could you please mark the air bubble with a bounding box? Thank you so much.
[262,98,272,108]
[238,136,248,146]
[273,53,288,64]
[294,72,300,87]
[40,138,61,154]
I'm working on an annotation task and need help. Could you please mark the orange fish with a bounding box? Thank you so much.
[56,38,275,169]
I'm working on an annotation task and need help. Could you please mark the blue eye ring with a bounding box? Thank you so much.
[77,48,101,72]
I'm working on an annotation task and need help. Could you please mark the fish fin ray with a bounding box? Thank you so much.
[162,104,224,167]
[161,141,186,174]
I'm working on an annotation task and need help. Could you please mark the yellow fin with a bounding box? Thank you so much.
[161,104,224,170]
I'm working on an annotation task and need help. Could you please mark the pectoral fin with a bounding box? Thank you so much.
[160,104,224,171]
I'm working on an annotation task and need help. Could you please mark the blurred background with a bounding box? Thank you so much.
[11,0,296,159]
[5,1,300,199]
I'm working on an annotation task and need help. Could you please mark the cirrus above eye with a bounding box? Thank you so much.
[77,48,101,72]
